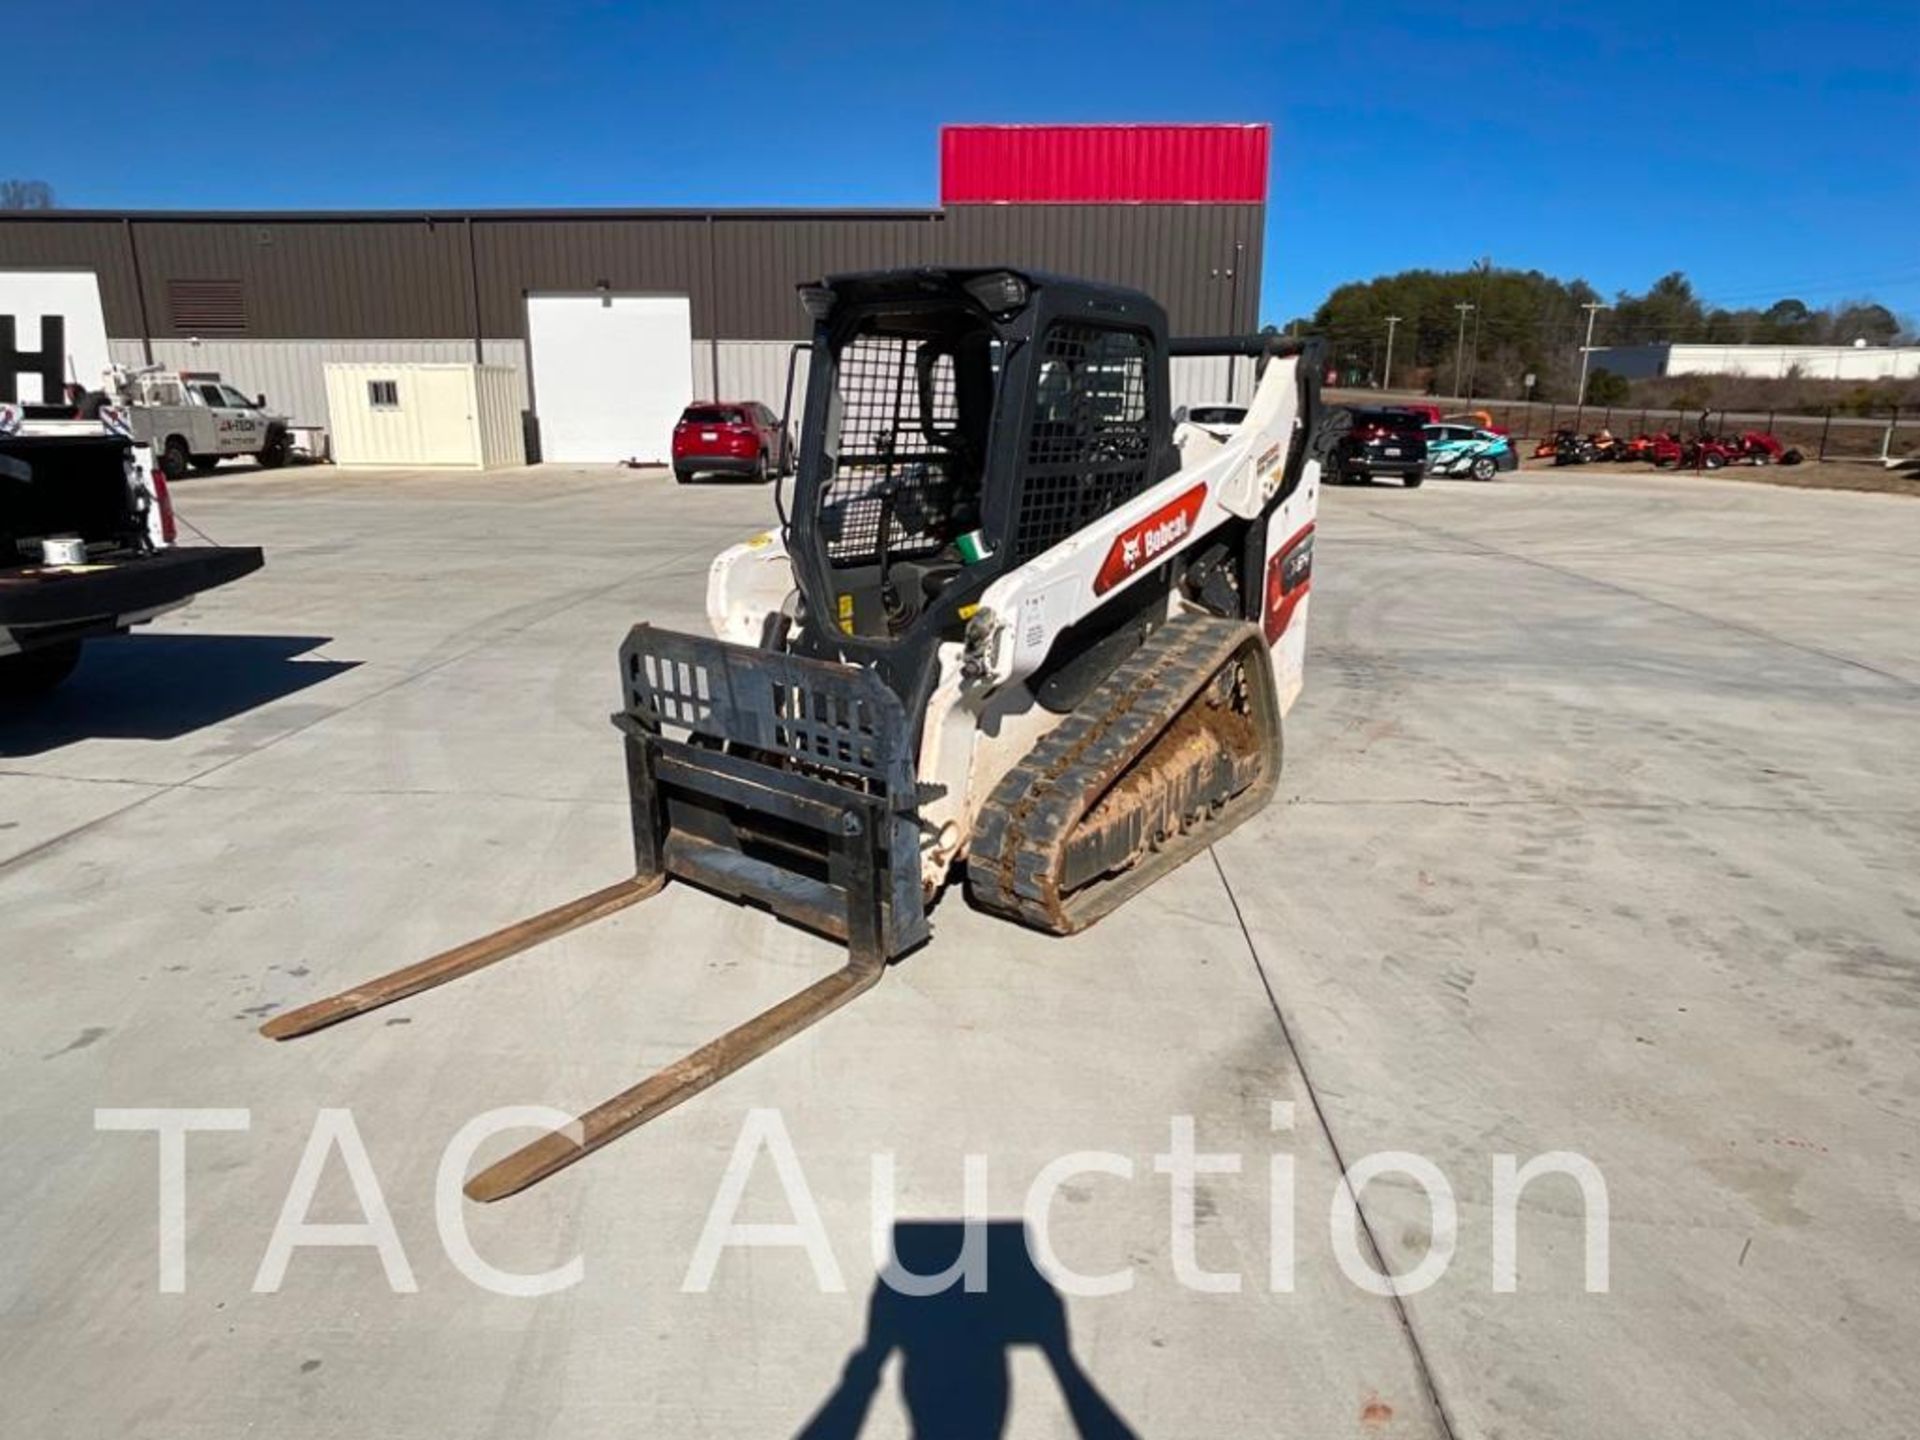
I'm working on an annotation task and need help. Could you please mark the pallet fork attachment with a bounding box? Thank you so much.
[264,627,924,1201]
[258,876,665,1041]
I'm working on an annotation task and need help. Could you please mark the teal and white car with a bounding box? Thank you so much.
[1421,424,1517,481]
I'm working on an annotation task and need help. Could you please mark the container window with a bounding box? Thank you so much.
[367,379,399,409]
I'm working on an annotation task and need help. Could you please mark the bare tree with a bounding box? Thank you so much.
[1,179,55,210]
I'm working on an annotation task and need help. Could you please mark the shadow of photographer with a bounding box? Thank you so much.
[795,1219,1139,1440]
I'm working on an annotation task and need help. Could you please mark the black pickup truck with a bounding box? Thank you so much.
[0,405,263,699]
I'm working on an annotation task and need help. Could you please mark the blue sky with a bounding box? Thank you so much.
[14,0,1918,325]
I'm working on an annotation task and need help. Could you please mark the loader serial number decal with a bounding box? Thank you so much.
[1092,483,1207,595]
[1264,523,1314,642]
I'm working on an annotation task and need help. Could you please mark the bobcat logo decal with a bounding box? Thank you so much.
[1092,484,1208,595]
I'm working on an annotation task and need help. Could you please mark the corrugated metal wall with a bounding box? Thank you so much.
[474,366,527,467]
[96,329,1256,450]
[1169,355,1256,409]
[7,202,1261,348]
[700,206,1263,337]
[941,124,1270,204]
[0,219,148,335]
[937,205,1261,335]
[706,216,942,337]
[473,219,708,339]
[130,220,476,338]
[108,338,528,429]
[711,340,810,417]
[101,330,1250,451]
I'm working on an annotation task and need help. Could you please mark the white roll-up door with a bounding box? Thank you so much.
[526,294,694,464]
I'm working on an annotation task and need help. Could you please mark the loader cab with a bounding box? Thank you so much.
[787,267,1174,701]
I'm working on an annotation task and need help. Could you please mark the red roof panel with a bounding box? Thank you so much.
[940,124,1269,205]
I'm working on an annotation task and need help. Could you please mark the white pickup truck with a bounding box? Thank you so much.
[109,367,293,480]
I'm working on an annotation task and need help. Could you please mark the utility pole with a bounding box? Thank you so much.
[1576,301,1607,408]
[1466,256,1491,398]
[1383,314,1402,391]
[1452,302,1474,398]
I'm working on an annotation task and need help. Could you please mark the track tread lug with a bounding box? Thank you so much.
[965,613,1280,935]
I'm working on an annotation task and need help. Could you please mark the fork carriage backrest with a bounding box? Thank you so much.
[618,622,928,956]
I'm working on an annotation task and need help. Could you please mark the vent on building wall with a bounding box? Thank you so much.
[167,279,248,334]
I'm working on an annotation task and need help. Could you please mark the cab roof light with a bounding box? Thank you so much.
[962,270,1030,317]
[797,284,835,322]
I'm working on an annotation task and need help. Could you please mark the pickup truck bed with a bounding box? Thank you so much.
[0,545,264,629]
[1,412,265,698]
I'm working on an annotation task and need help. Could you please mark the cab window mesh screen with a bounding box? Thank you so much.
[1014,324,1153,562]
[819,334,961,566]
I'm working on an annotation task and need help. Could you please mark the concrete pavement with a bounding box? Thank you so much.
[2,462,1914,1437]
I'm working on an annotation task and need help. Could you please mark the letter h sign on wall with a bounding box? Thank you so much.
[0,313,67,404]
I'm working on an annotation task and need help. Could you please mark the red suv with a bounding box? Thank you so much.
[671,402,792,483]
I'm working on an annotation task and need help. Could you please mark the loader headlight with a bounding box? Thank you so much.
[962,270,1030,317]
[961,606,1007,685]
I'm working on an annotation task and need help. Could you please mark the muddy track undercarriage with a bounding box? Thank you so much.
[967,612,1281,933]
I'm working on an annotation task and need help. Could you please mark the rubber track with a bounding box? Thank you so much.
[967,612,1271,933]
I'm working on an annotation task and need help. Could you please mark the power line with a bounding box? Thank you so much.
[1687,265,1920,308]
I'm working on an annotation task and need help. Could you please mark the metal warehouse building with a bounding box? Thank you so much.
[0,123,1269,462]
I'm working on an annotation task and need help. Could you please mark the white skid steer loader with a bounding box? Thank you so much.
[266,268,1325,1201]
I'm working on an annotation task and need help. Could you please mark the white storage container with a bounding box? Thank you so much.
[322,362,524,469]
